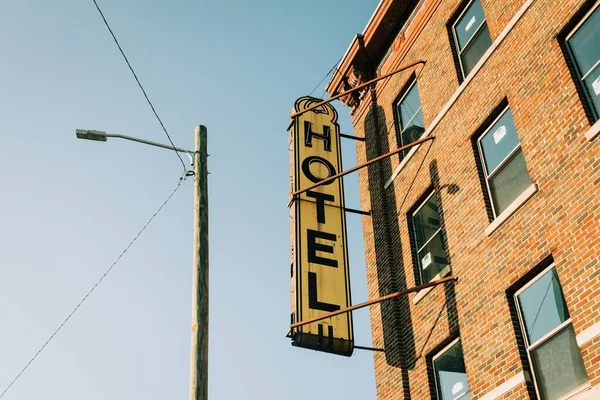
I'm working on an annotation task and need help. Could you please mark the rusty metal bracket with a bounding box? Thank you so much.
[354,345,385,352]
[289,197,370,216]
[344,207,371,216]
[288,136,434,204]
[289,276,456,331]
[340,133,365,141]
[290,59,426,119]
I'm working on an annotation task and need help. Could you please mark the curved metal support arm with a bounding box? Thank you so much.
[106,133,195,156]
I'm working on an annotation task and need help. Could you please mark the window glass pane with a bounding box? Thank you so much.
[489,150,532,215]
[583,64,600,116]
[434,341,471,400]
[455,0,486,50]
[480,109,520,174]
[405,107,425,132]
[517,268,569,344]
[460,23,492,76]
[401,109,425,147]
[569,6,600,76]
[413,194,441,248]
[413,108,424,128]
[399,83,422,131]
[418,232,448,283]
[531,325,588,399]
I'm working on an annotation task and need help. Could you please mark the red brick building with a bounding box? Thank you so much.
[326,0,600,398]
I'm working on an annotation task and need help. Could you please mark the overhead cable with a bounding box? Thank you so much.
[308,57,343,99]
[0,178,185,398]
[91,0,187,172]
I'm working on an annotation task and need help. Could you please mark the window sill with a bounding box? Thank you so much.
[484,183,538,236]
[576,321,600,346]
[479,372,525,400]
[412,265,451,304]
[584,119,600,141]
[560,383,593,400]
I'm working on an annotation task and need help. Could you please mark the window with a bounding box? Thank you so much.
[451,0,493,78]
[410,192,448,284]
[396,79,425,154]
[563,2,600,121]
[476,106,532,217]
[432,339,471,399]
[514,266,588,399]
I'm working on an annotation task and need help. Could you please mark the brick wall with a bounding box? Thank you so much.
[342,0,600,398]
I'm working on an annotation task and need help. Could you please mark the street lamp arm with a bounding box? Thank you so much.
[76,129,195,155]
[106,133,195,155]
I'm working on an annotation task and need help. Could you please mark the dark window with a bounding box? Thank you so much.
[432,339,471,399]
[451,0,493,78]
[515,266,588,399]
[476,107,532,216]
[410,192,449,284]
[396,79,425,154]
[563,2,600,122]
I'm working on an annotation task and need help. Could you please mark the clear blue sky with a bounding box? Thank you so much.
[0,1,380,399]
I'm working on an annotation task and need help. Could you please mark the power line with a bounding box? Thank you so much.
[91,0,187,172]
[308,57,342,99]
[0,178,185,398]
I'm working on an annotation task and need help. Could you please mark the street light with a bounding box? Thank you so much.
[75,129,108,142]
[76,126,209,400]
[75,129,195,156]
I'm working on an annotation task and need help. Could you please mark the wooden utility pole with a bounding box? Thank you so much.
[190,125,209,400]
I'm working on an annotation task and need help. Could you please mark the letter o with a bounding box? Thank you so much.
[301,156,336,185]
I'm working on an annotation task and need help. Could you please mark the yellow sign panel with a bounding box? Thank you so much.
[289,96,353,356]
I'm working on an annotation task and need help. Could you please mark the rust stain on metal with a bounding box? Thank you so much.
[290,276,456,330]
[289,59,426,119]
[289,135,434,202]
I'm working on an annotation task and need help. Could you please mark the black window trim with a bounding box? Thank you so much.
[412,192,443,265]
[433,337,463,400]
[395,78,423,143]
[392,73,422,160]
[505,254,555,400]
[450,0,489,79]
[566,25,600,82]
[514,264,572,351]
[398,80,422,135]
[425,334,466,400]
[510,261,589,399]
[476,104,523,218]
[557,0,600,124]
[407,188,449,286]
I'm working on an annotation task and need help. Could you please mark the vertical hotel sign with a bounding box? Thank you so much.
[289,96,353,356]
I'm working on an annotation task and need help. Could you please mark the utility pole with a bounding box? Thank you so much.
[74,125,210,400]
[190,125,209,400]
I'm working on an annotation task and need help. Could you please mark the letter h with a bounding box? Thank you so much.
[304,121,331,152]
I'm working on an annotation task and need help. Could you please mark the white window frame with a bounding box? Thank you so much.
[411,191,446,284]
[396,79,423,146]
[514,263,588,400]
[564,1,600,120]
[452,0,490,78]
[431,337,470,400]
[476,106,523,218]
